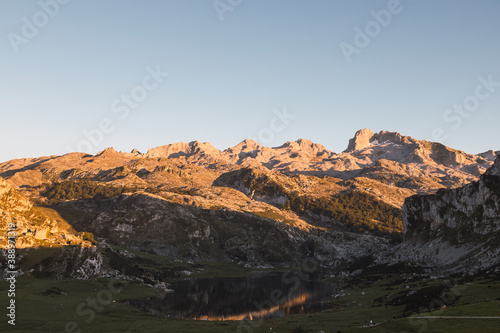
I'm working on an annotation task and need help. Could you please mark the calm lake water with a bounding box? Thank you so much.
[125,273,336,321]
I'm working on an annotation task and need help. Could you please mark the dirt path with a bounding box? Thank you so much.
[357,320,389,328]
[357,316,500,328]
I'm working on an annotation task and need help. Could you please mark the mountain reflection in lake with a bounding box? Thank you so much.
[125,273,336,321]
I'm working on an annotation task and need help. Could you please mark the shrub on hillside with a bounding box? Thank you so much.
[44,179,134,204]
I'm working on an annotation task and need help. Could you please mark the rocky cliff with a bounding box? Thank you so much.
[391,156,500,275]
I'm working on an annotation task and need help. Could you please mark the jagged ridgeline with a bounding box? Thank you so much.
[0,129,496,249]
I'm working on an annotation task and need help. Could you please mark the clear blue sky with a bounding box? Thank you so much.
[1,0,499,162]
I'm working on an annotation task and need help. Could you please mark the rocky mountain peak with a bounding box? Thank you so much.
[344,129,415,153]
[344,128,375,152]
[226,139,262,153]
[142,141,225,163]
[188,140,219,151]
[186,141,225,159]
[95,147,119,157]
[295,138,314,147]
[373,130,414,146]
[480,150,500,163]
[279,139,329,153]
[295,138,328,151]
[486,155,500,176]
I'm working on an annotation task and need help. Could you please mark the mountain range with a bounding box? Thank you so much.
[1,129,499,278]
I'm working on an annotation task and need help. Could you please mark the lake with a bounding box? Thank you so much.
[124,272,337,321]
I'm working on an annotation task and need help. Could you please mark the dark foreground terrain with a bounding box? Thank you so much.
[1,247,499,333]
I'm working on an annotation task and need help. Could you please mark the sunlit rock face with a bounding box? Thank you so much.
[0,176,88,249]
[389,156,500,275]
